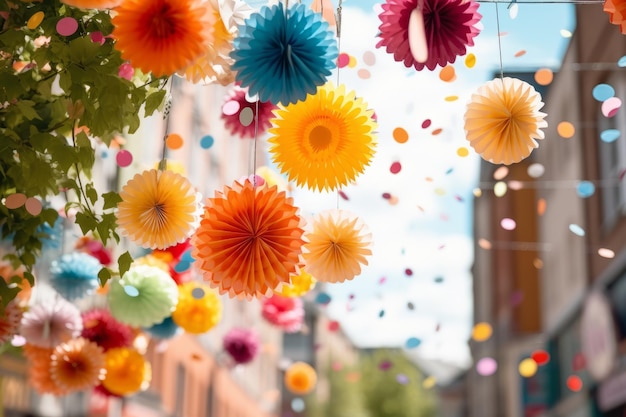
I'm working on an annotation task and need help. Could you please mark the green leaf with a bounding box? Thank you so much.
[102,191,122,210]
[15,100,41,121]
[98,267,111,287]
[85,183,98,206]
[0,278,20,309]
[144,90,166,117]
[19,252,35,267]
[75,211,98,235]
[117,251,133,278]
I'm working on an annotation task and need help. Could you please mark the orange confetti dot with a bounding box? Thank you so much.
[457,147,469,157]
[533,258,543,269]
[393,127,409,143]
[566,375,583,392]
[478,238,492,250]
[166,134,183,150]
[5,193,27,209]
[534,68,553,86]
[514,50,527,58]
[465,53,476,68]
[444,96,459,102]
[557,121,575,139]
[439,65,456,82]
[357,68,371,79]
[537,198,547,216]
[432,128,442,136]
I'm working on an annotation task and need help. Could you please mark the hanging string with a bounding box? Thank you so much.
[253,98,260,187]
[336,0,343,86]
[159,77,174,172]
[494,3,505,81]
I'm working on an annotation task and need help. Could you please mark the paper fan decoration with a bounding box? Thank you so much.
[50,252,101,300]
[81,309,134,351]
[26,346,68,396]
[275,269,316,298]
[0,301,22,344]
[117,169,202,250]
[112,0,211,77]
[61,0,122,8]
[464,77,548,165]
[303,210,373,283]
[1,260,32,304]
[108,265,179,328]
[20,298,83,348]
[377,0,481,71]
[261,295,304,333]
[284,361,317,395]
[221,85,277,139]
[192,179,305,299]
[102,347,151,396]
[223,328,260,365]
[171,282,222,334]
[231,2,338,105]
[50,338,106,393]
[268,83,377,191]
[604,0,626,33]
[144,316,182,339]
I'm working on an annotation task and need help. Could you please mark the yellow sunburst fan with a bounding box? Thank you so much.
[268,83,377,192]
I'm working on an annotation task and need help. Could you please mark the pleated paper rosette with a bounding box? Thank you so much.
[102,347,151,396]
[20,298,83,348]
[50,337,105,393]
[261,295,305,333]
[49,252,101,300]
[464,77,548,165]
[284,361,317,395]
[192,179,305,299]
[172,282,222,334]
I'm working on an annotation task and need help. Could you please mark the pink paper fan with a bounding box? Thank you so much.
[261,295,304,333]
[377,0,481,71]
[20,299,83,348]
[221,85,277,139]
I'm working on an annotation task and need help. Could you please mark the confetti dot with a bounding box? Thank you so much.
[508,180,523,190]
[432,128,442,135]
[444,95,458,102]
[328,321,340,332]
[509,3,519,18]
[531,350,550,366]
[618,56,626,67]
[338,190,349,201]
[567,375,583,392]
[239,107,254,126]
[534,68,553,85]
[476,357,498,376]
[166,133,183,150]
[389,196,399,205]
[379,309,385,318]
[405,337,421,349]
[116,150,133,167]
[557,121,575,139]
[27,11,44,30]
[348,55,357,68]
[393,127,409,143]
[601,129,620,143]
[537,198,547,216]
[390,161,402,174]
[90,31,105,45]
[396,374,409,384]
[602,97,622,118]
[478,238,492,250]
[421,119,432,129]
[576,181,595,198]
[422,376,436,389]
[315,292,332,305]
[363,50,376,66]
[291,398,305,413]
[405,268,413,276]
[124,285,139,297]
[222,100,240,116]
[473,188,482,197]
[598,248,615,259]
[24,197,42,216]
[472,322,492,342]
[5,193,27,209]
[501,218,516,231]
[338,53,350,68]
[593,83,615,101]
[493,166,509,180]
[379,360,392,371]
[191,287,205,299]
[514,50,526,58]
[494,182,507,197]
[439,65,455,82]
[560,29,572,38]
[174,261,190,273]
[357,69,371,79]
[533,258,544,269]
[519,358,538,378]
[56,17,78,36]
[456,147,469,157]
[465,53,476,68]
[434,276,444,283]
[527,163,545,178]
[118,63,134,80]
[407,302,415,310]
[200,135,214,149]
[569,224,585,236]
[382,192,391,200]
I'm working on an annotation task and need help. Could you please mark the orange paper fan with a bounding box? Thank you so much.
[24,345,68,396]
[192,180,305,299]
[117,169,202,250]
[102,347,150,396]
[604,0,626,33]
[50,338,105,393]
[464,77,547,165]
[302,210,373,283]
[112,0,211,77]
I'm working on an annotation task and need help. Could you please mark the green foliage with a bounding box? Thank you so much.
[0,0,167,306]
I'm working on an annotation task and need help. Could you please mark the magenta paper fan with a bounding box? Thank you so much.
[221,85,277,139]
[261,295,304,333]
[377,0,481,71]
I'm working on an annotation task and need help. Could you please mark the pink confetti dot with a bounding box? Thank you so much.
[90,31,105,45]
[382,192,391,199]
[56,17,78,37]
[422,119,432,129]
[116,150,133,167]
[118,63,134,80]
[222,100,240,116]
[338,53,350,68]
[500,218,516,230]
[405,268,413,276]
[390,161,402,174]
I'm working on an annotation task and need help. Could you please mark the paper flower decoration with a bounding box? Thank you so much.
[20,298,83,348]
[23,344,68,396]
[275,270,317,298]
[0,301,22,344]
[231,2,338,105]
[171,282,222,334]
[284,361,317,395]
[50,338,105,393]
[464,77,548,165]
[303,210,373,283]
[112,0,211,77]
[50,252,101,300]
[144,316,182,339]
[223,328,260,365]
[117,169,202,250]
[178,44,236,86]
[221,85,277,139]
[102,347,151,396]
[604,0,626,34]
[377,0,481,71]
[61,0,122,9]
[268,83,377,191]
[192,180,305,299]
[108,265,179,328]
[261,295,305,333]
[81,309,134,351]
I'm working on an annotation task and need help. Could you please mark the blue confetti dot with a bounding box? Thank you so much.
[405,337,421,349]
[576,181,595,198]
[569,224,585,236]
[174,260,190,273]
[200,135,215,149]
[315,292,332,305]
[593,84,615,102]
[601,129,620,143]
[618,56,626,67]
[379,310,385,318]
[181,249,195,263]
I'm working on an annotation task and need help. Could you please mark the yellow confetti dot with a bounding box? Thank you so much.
[473,188,482,197]
[423,376,436,389]
[434,188,446,196]
[465,53,476,68]
[457,147,469,157]
[27,11,44,30]
[519,358,538,378]
[472,322,492,342]
[348,55,357,68]
[444,95,459,102]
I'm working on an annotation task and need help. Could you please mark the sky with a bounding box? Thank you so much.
[254,0,577,372]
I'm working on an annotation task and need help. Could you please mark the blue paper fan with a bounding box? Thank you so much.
[50,252,101,300]
[144,316,182,340]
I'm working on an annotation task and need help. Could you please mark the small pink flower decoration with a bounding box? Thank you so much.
[20,298,83,348]
[223,328,261,365]
[261,295,304,333]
